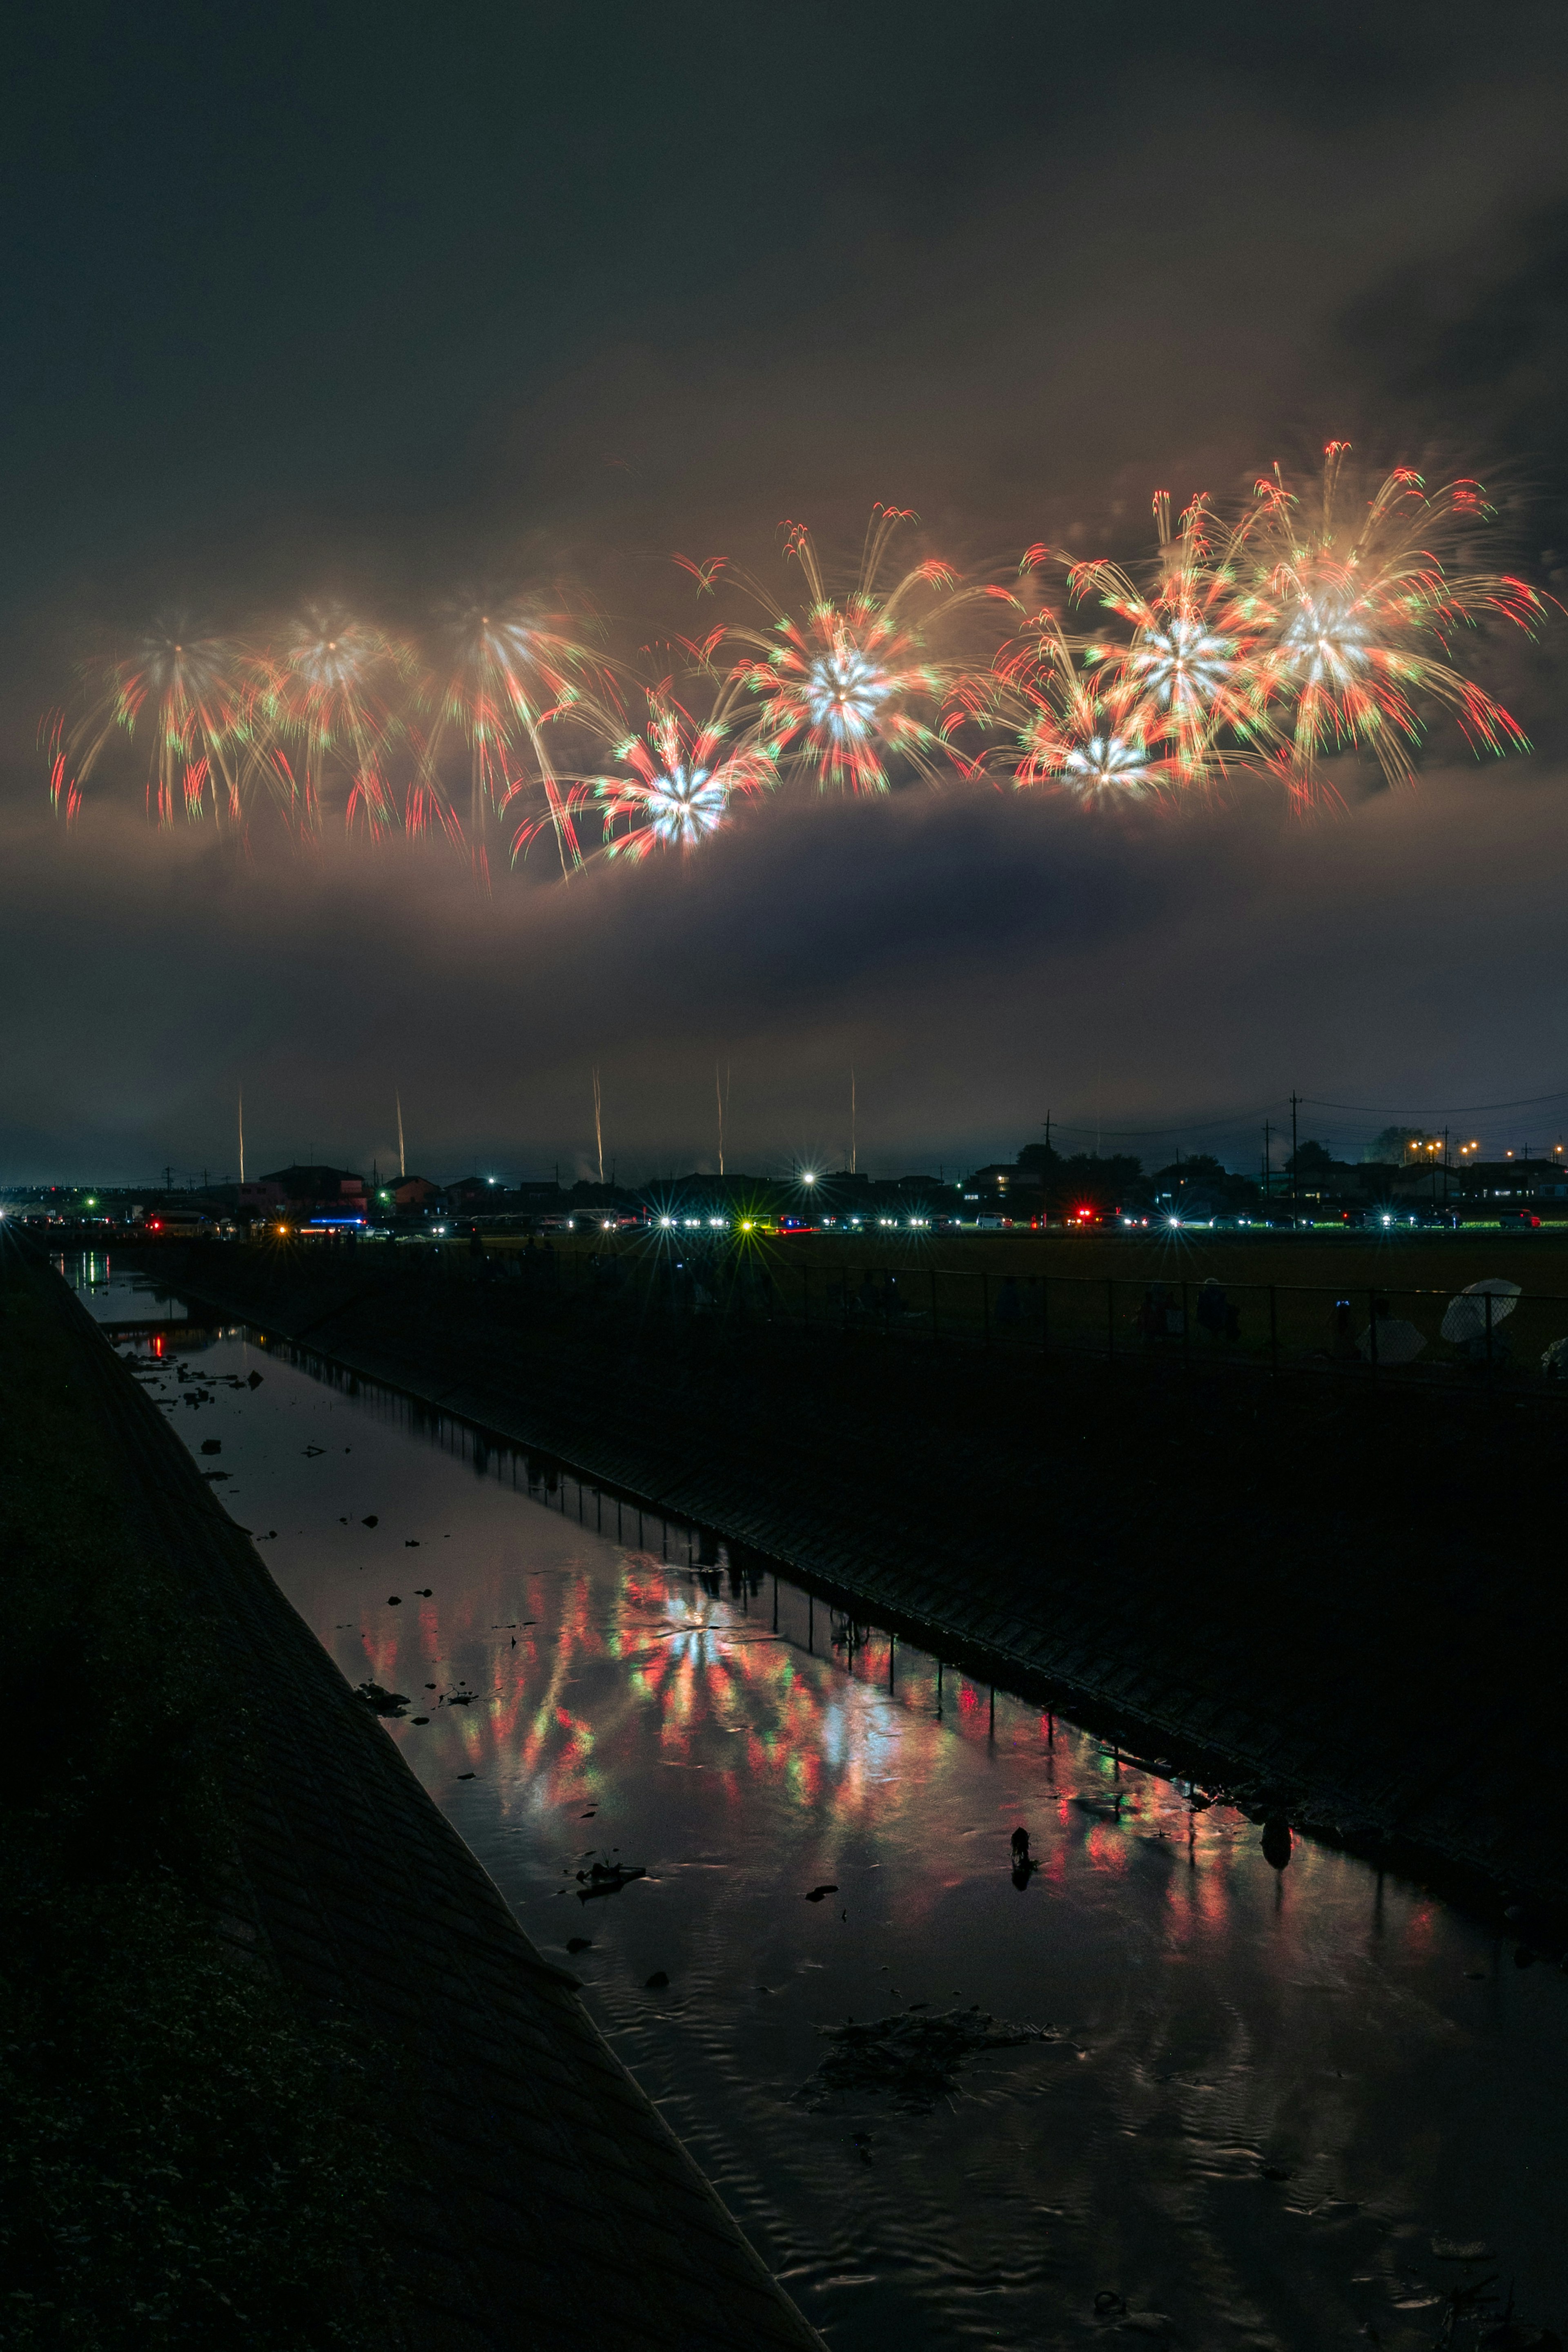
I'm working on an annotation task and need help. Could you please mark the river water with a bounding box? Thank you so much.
[64,1255,1567,2348]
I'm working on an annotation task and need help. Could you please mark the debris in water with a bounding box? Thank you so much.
[200,1438,222,1455]
[386,1596,402,1606]
[405,1539,421,1547]
[566,1936,592,1953]
[362,1514,378,1527]
[202,1470,230,1480]
[1433,2239,1494,2261]
[1010,1826,1030,1863]
[303,1445,324,1457]
[415,1587,432,1596]
[851,2131,872,2164]
[247,1371,262,1387]
[797,2007,1058,2114]
[1259,2163,1293,2181]
[354,1682,411,1717]
[804,1884,839,1903]
[410,1717,429,1726]
[576,1861,646,1902]
[644,1970,670,1990]
[457,1772,476,1781]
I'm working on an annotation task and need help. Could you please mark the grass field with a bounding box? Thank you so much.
[465,1223,1568,1377]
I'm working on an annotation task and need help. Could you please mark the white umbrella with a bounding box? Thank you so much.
[1440,1278,1521,1346]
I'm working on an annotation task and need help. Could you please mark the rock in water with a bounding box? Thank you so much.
[797,2008,1058,2114]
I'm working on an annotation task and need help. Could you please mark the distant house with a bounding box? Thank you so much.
[962,1164,1042,1206]
[240,1164,368,1216]
[1461,1157,1568,1203]
[390,1174,439,1208]
[447,1175,503,1209]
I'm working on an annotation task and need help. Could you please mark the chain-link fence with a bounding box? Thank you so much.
[371,1233,1568,1393]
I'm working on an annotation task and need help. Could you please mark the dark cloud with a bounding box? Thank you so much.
[7,763,1566,1184]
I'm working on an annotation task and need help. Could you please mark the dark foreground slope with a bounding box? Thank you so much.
[0,1253,822,2352]
[156,1239,1568,1919]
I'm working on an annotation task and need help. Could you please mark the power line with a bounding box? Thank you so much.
[1043,1102,1287,1141]
[1303,1087,1568,1117]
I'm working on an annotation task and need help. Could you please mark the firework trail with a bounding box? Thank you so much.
[719,506,999,795]
[46,627,261,828]
[417,597,604,878]
[252,607,411,837]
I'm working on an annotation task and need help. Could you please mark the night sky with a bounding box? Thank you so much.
[7,1,1568,1186]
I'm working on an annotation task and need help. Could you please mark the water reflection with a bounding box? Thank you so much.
[75,1268,1568,2352]
[55,1251,188,1323]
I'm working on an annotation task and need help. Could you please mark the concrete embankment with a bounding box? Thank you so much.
[149,1241,1568,1917]
[42,1264,824,2352]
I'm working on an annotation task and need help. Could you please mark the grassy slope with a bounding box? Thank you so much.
[0,1257,398,2350]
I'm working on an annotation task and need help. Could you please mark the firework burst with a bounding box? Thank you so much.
[419,598,602,875]
[1067,491,1269,786]
[983,615,1178,805]
[44,443,1555,857]
[724,507,995,795]
[46,626,258,827]
[526,666,774,864]
[252,607,411,837]
[1242,444,1549,799]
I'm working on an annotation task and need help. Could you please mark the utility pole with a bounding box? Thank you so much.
[162,1164,174,1195]
[1290,1092,1300,1227]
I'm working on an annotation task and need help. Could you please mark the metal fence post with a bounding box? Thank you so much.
[930,1266,940,1344]
[982,1270,990,1344]
[803,1262,811,1328]
[1181,1278,1191,1372]
[1269,1284,1278,1378]
[1107,1275,1116,1360]
[1368,1290,1379,1378]
[1485,1288,1494,1378]
[1042,1272,1050,1356]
